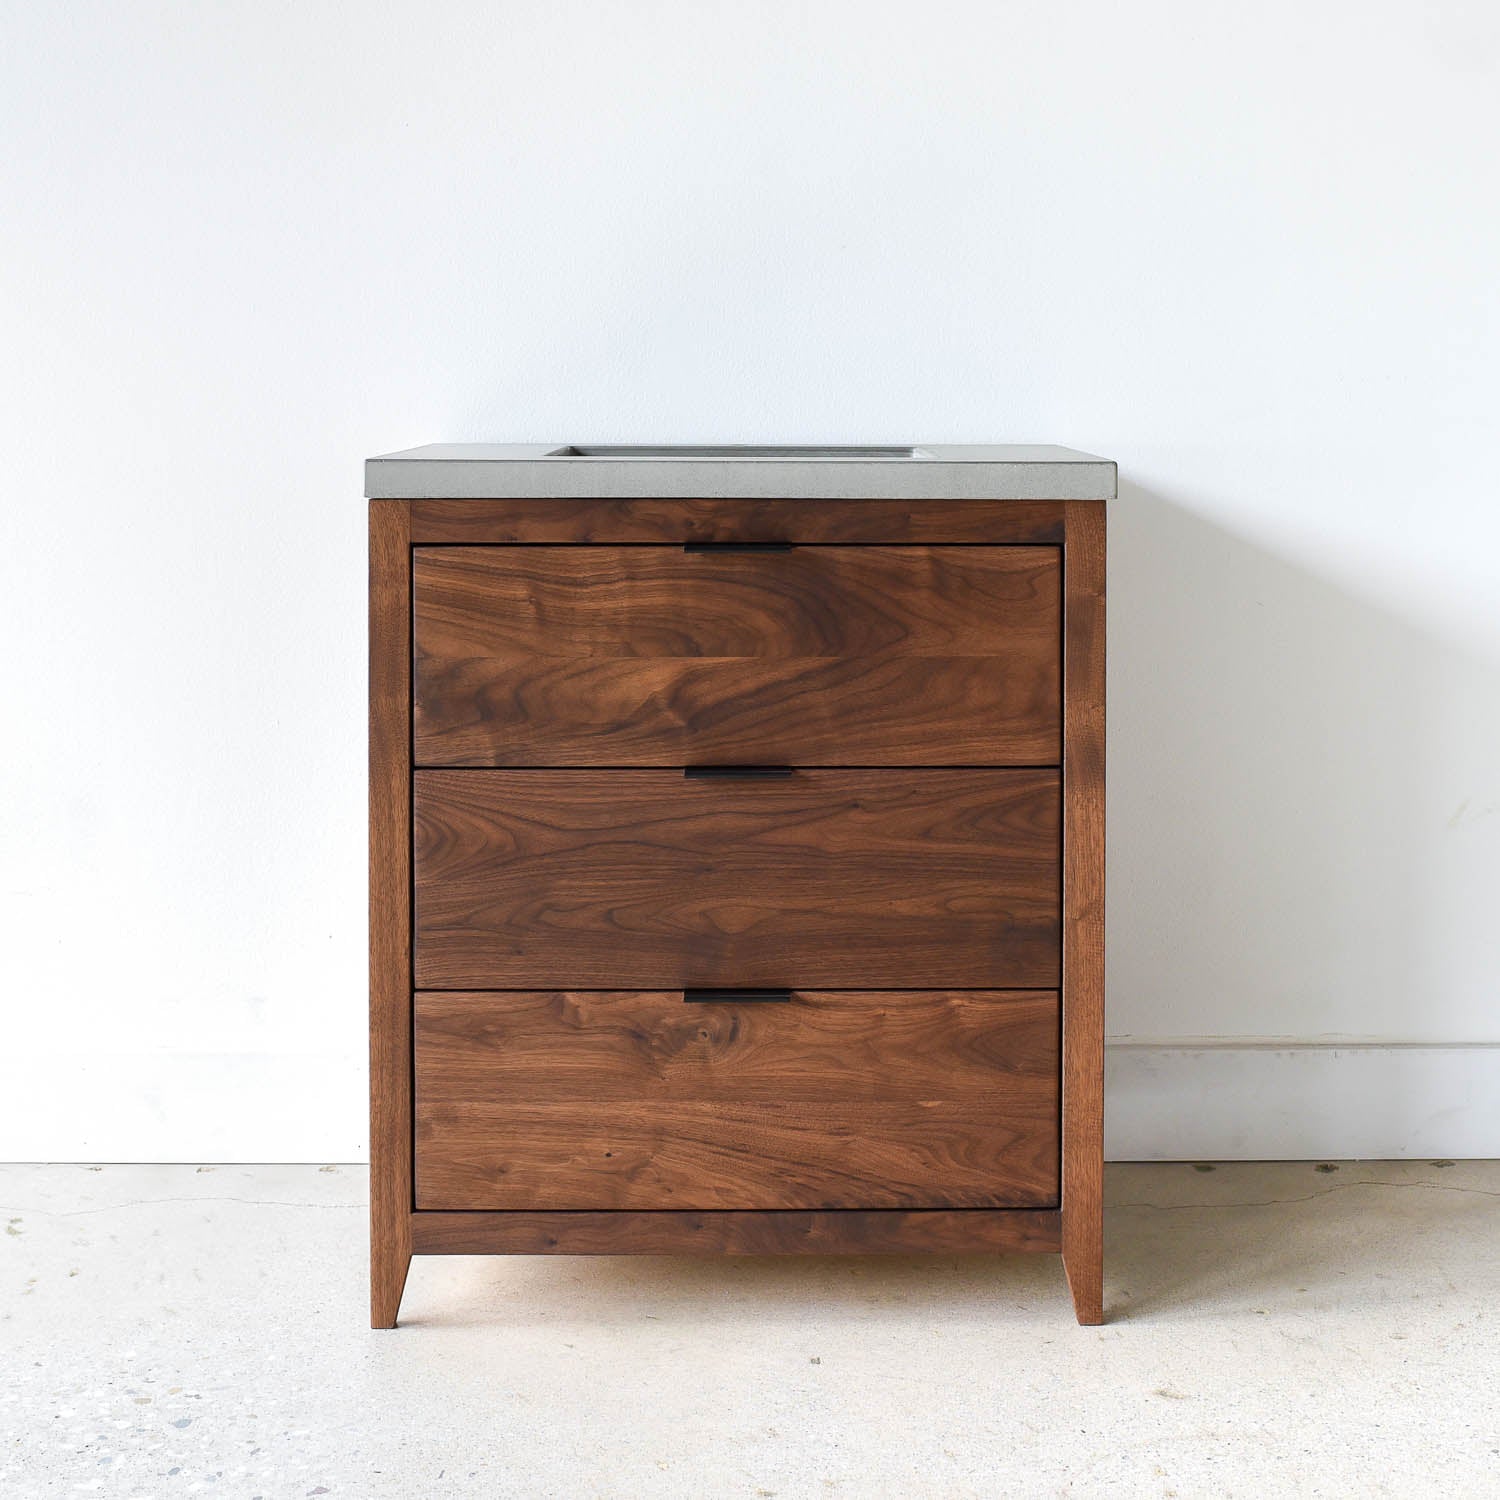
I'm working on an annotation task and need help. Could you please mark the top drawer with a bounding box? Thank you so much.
[413,545,1060,766]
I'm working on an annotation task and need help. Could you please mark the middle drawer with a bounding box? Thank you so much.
[414,768,1061,989]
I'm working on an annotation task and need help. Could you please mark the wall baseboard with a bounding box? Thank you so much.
[4,1044,1497,1163]
[0,1053,366,1164]
[1106,1042,1500,1160]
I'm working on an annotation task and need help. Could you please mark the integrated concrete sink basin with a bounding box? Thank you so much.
[364,444,1118,499]
[546,445,929,459]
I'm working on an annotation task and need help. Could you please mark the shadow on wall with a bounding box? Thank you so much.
[1106,481,1500,1151]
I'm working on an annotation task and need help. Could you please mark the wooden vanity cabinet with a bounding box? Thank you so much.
[370,496,1104,1326]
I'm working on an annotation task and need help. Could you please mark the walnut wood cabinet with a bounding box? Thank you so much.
[370,493,1105,1326]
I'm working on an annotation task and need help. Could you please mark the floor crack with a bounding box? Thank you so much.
[1111,1179,1500,1211]
[0,1197,366,1216]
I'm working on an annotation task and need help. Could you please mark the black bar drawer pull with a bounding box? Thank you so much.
[683,988,793,1004]
[683,765,793,779]
[682,541,795,552]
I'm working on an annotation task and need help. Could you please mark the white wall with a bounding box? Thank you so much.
[2,1,1497,1161]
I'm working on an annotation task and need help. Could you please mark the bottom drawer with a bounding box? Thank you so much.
[414,990,1059,1211]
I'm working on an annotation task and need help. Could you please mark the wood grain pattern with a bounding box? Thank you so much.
[415,990,1058,1210]
[413,545,1060,766]
[415,990,1058,1100]
[410,1207,1062,1256]
[368,500,413,1328]
[413,769,1061,990]
[1060,500,1106,1325]
[409,497,1067,545]
[417,1102,1057,1211]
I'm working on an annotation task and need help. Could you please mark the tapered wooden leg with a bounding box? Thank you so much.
[371,1235,412,1329]
[1063,1214,1103,1325]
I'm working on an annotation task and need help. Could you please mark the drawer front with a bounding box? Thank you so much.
[414,990,1060,1210]
[413,545,1060,766]
[413,768,1060,989]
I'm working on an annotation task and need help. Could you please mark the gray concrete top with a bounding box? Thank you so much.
[364,444,1115,501]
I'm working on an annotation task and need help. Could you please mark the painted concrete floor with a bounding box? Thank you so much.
[2,1162,1497,1498]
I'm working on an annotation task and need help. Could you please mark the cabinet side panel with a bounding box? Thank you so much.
[1061,500,1105,1325]
[369,500,413,1327]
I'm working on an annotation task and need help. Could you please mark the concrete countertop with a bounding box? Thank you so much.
[364,444,1116,501]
